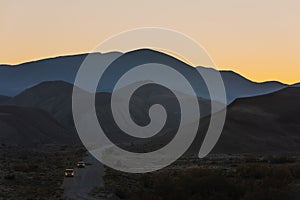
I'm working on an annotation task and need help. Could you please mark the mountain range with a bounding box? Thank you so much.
[0,49,293,103]
[0,49,299,155]
[2,81,215,145]
[0,80,299,154]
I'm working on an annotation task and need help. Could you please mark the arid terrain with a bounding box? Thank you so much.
[102,154,300,200]
[0,145,85,199]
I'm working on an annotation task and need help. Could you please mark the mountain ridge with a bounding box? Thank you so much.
[181,86,300,155]
[0,49,292,103]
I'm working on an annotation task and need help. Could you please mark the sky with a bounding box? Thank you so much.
[0,0,299,84]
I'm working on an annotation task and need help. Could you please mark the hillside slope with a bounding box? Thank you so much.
[0,105,79,146]
[210,87,300,154]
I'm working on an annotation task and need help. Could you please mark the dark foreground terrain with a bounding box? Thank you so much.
[102,154,300,200]
[0,145,85,199]
[3,144,300,200]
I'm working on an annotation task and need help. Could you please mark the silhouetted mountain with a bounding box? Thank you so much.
[9,81,217,132]
[210,87,300,154]
[9,81,75,128]
[0,95,11,104]
[0,49,287,102]
[0,105,79,146]
[1,49,298,153]
[218,70,287,102]
[107,86,300,155]
[97,49,287,103]
[0,52,122,96]
[2,81,300,154]
[292,83,300,87]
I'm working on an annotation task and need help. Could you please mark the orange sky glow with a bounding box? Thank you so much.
[0,0,299,84]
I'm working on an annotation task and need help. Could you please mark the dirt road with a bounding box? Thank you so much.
[62,154,105,200]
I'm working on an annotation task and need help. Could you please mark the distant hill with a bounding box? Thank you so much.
[9,81,76,128]
[93,49,287,103]
[0,49,288,102]
[0,95,11,104]
[103,86,300,155]
[0,105,79,146]
[292,83,300,87]
[218,70,286,102]
[0,52,122,96]
[1,80,300,154]
[209,87,300,154]
[8,81,216,132]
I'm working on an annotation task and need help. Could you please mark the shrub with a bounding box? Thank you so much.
[263,166,292,189]
[289,163,300,178]
[136,168,244,200]
[237,164,270,179]
[4,173,15,180]
[268,155,296,164]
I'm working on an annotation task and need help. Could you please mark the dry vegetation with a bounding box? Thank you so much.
[0,145,85,199]
[101,154,300,200]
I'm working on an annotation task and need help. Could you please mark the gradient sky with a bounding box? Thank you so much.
[1,0,299,84]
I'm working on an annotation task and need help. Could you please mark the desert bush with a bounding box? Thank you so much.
[289,163,300,178]
[132,168,244,200]
[267,155,296,164]
[237,164,270,179]
[4,173,15,180]
[243,188,292,200]
[243,154,258,163]
[12,163,39,172]
[263,166,292,189]
[115,187,128,199]
[12,163,28,172]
